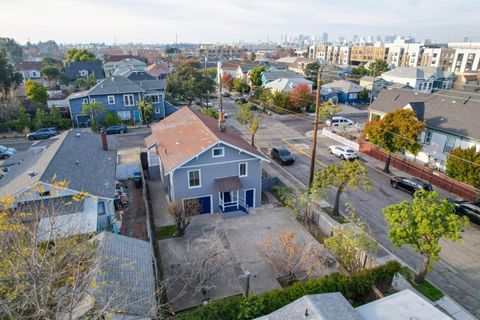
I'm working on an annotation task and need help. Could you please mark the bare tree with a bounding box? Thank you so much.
[167,199,201,237]
[258,230,326,285]
[172,227,232,298]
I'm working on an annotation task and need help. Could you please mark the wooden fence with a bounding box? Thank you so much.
[360,142,478,201]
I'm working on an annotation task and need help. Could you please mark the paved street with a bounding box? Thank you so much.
[221,97,480,317]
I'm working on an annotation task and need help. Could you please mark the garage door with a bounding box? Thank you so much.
[184,195,212,214]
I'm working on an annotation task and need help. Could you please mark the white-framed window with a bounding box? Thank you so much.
[188,170,201,188]
[79,70,88,77]
[146,95,160,104]
[348,93,358,99]
[239,162,247,177]
[212,147,224,158]
[107,95,115,105]
[90,98,96,103]
[444,135,457,153]
[32,71,37,77]
[82,98,88,104]
[117,111,131,120]
[424,130,432,145]
[123,94,135,107]
[154,107,161,114]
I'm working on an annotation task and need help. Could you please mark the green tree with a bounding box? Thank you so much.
[364,109,424,173]
[445,147,480,188]
[16,106,32,132]
[41,66,60,85]
[359,88,369,101]
[233,78,250,93]
[383,190,469,284]
[42,56,61,66]
[304,61,320,81]
[269,91,292,112]
[64,49,97,63]
[206,67,217,79]
[75,74,96,90]
[199,107,218,119]
[313,160,371,216]
[104,112,122,126]
[324,206,377,274]
[33,108,48,129]
[0,37,23,63]
[221,73,234,92]
[368,59,389,76]
[248,66,265,87]
[0,52,23,97]
[25,80,48,105]
[137,99,154,124]
[166,60,216,106]
[351,65,369,76]
[290,83,314,111]
[236,102,261,147]
[81,102,105,131]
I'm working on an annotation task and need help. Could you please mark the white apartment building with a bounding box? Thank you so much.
[451,49,480,73]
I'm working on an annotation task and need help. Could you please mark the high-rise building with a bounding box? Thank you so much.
[322,33,329,42]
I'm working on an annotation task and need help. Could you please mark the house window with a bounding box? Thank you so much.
[32,71,37,77]
[90,98,96,103]
[38,190,50,197]
[212,147,224,158]
[82,98,88,104]
[444,135,457,153]
[107,95,115,105]
[348,93,358,99]
[146,95,160,104]
[424,130,432,145]
[188,170,201,188]
[239,162,248,177]
[79,70,88,77]
[465,53,476,71]
[117,111,131,120]
[154,107,161,114]
[454,53,464,72]
[98,202,106,216]
[123,94,135,106]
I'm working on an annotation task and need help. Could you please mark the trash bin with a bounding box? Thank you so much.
[133,171,142,189]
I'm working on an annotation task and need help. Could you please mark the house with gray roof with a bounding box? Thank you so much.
[67,75,174,127]
[264,77,313,93]
[261,70,305,85]
[369,88,480,171]
[321,80,365,104]
[64,61,105,82]
[0,130,118,240]
[104,58,147,77]
[256,290,451,320]
[381,66,455,94]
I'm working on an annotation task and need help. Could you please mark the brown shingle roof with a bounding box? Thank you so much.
[145,62,170,76]
[145,107,267,174]
[15,61,44,71]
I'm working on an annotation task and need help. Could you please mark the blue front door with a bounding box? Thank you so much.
[194,196,212,214]
[245,189,255,208]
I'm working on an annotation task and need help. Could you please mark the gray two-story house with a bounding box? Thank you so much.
[145,107,269,214]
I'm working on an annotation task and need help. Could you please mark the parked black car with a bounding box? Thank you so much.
[250,104,258,111]
[102,125,128,134]
[448,200,480,226]
[27,128,58,140]
[390,176,433,195]
[271,147,295,166]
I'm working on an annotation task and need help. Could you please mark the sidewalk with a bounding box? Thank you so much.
[148,179,174,228]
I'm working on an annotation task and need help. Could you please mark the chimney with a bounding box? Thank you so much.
[218,111,226,133]
[101,131,108,151]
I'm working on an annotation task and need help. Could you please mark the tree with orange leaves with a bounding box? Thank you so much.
[290,83,314,111]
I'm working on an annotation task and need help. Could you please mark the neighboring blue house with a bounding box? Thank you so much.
[64,61,105,82]
[67,75,175,127]
[145,107,269,214]
[321,80,364,104]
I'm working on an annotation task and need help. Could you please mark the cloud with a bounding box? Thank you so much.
[0,0,478,43]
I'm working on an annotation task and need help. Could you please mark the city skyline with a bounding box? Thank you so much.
[1,0,479,45]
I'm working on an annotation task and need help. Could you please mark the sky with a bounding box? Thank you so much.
[1,0,479,44]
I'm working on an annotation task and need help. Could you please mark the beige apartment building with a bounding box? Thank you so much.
[350,46,389,65]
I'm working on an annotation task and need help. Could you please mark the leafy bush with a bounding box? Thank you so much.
[176,261,401,320]
[199,107,218,119]
[103,112,122,126]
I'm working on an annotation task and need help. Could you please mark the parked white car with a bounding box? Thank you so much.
[326,116,354,128]
[328,145,358,160]
[0,145,17,159]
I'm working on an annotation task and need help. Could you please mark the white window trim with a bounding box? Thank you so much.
[123,94,135,107]
[154,107,161,114]
[90,98,96,103]
[117,111,131,121]
[188,169,201,189]
[107,95,115,105]
[212,147,225,158]
[239,162,248,177]
[82,98,88,104]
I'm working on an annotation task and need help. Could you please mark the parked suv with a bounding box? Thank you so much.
[326,116,354,128]
[390,176,433,195]
[27,128,58,140]
[271,147,295,166]
[448,200,480,226]
[101,125,128,134]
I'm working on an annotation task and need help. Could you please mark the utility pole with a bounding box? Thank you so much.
[205,54,209,108]
[219,68,223,112]
[239,271,257,297]
[308,66,323,189]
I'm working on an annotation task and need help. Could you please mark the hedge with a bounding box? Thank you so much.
[176,261,401,320]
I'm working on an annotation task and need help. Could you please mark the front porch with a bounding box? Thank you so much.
[215,176,250,214]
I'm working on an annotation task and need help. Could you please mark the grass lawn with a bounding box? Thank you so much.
[399,266,445,301]
[155,225,177,240]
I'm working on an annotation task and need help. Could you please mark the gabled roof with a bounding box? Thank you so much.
[369,88,480,140]
[88,76,145,96]
[145,107,267,174]
[264,78,313,92]
[135,79,165,92]
[321,80,363,93]
[126,70,156,81]
[220,61,242,70]
[92,232,156,317]
[381,66,454,81]
[64,61,104,80]
[15,61,44,71]
[263,70,304,82]
[238,64,257,73]
[145,62,170,76]
[103,54,143,63]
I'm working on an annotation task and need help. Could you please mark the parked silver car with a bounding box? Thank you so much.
[0,145,17,159]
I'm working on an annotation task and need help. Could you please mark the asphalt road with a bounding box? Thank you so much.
[0,137,33,152]
[222,98,480,317]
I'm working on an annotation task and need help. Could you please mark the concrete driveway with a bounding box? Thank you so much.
[159,204,336,311]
